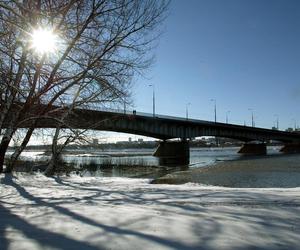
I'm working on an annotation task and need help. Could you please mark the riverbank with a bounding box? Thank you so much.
[1,173,300,250]
[152,154,300,188]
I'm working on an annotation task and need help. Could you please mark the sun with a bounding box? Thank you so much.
[30,28,58,54]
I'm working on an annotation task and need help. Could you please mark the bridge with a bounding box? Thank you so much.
[4,104,300,164]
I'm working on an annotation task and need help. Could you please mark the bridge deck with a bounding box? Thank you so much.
[3,104,300,142]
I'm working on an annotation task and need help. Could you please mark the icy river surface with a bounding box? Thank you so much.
[6,146,300,188]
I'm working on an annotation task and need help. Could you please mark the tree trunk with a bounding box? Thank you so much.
[0,106,21,172]
[44,156,57,177]
[0,90,16,132]
[44,127,60,176]
[0,137,11,173]
[6,127,35,173]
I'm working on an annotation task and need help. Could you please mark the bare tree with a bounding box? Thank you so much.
[0,0,169,173]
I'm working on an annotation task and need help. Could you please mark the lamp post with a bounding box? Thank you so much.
[274,114,279,130]
[226,111,230,124]
[210,99,218,146]
[148,84,155,117]
[210,99,217,122]
[123,99,126,114]
[248,108,254,127]
[186,102,191,120]
[292,119,297,131]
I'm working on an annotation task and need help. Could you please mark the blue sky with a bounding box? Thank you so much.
[133,0,300,130]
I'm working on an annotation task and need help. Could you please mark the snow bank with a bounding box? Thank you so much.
[1,173,300,250]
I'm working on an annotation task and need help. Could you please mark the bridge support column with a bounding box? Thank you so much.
[280,143,300,153]
[238,143,267,155]
[153,140,190,165]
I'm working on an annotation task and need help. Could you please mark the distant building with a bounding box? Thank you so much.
[137,138,143,143]
[92,138,99,145]
[128,137,132,142]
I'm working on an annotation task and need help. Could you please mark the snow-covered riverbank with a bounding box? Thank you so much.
[1,174,300,250]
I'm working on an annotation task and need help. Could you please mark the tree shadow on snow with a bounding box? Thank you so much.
[51,176,300,250]
[1,174,211,250]
[1,174,300,250]
[0,203,101,250]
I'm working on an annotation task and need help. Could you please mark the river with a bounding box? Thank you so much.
[8,147,280,175]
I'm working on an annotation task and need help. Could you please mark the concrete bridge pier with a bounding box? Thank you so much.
[280,143,300,153]
[153,140,190,165]
[238,142,267,155]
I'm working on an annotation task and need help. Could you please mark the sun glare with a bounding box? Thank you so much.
[31,28,58,54]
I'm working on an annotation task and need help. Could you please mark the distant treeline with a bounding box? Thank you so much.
[9,141,160,151]
[9,138,283,152]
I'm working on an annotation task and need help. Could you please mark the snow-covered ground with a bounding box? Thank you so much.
[1,174,300,250]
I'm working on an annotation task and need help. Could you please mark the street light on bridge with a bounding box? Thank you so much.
[210,99,217,123]
[248,108,254,127]
[123,98,129,114]
[226,111,230,124]
[292,119,297,131]
[186,102,191,120]
[148,84,155,117]
[274,114,279,130]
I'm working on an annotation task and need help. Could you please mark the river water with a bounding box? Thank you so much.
[7,146,240,176]
[7,146,300,187]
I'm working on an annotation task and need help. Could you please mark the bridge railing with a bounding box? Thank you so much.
[96,107,298,136]
[84,107,300,136]
[96,107,214,124]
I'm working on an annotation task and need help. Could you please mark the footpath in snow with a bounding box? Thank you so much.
[0,173,300,250]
